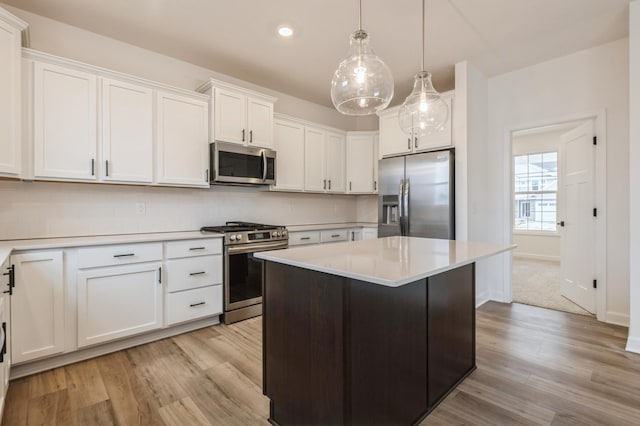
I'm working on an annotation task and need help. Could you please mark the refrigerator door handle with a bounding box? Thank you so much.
[398,179,404,235]
[403,178,410,236]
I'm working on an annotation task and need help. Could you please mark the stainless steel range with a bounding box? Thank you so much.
[201,221,288,324]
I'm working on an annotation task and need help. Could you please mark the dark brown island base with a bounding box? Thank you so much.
[256,237,514,426]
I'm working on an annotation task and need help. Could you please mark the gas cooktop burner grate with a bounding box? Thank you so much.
[200,221,284,234]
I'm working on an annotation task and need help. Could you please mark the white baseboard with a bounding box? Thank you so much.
[476,290,490,308]
[626,336,640,354]
[513,253,560,262]
[606,311,630,327]
[10,315,220,379]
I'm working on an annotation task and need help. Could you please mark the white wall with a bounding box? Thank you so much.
[512,129,564,261]
[487,38,630,325]
[627,1,640,353]
[0,181,360,240]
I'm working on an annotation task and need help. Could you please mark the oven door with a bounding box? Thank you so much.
[212,142,276,185]
[224,241,288,312]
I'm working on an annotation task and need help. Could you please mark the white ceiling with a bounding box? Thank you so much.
[3,0,630,109]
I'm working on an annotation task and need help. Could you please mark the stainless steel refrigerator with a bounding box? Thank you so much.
[378,149,455,239]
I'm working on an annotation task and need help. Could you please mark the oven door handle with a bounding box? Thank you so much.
[227,241,288,254]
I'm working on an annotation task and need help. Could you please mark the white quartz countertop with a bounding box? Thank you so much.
[286,222,377,232]
[0,231,223,265]
[255,236,515,287]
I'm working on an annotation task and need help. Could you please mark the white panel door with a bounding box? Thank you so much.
[214,88,246,144]
[33,62,97,181]
[0,19,21,176]
[304,127,326,192]
[416,94,453,152]
[247,97,274,149]
[347,134,375,193]
[77,262,163,348]
[156,91,209,187]
[325,132,346,193]
[273,119,304,191]
[560,121,596,314]
[11,251,64,364]
[379,112,411,157]
[101,78,153,183]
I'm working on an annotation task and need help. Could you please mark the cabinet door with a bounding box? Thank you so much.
[347,134,376,193]
[379,112,411,158]
[304,127,326,192]
[0,19,21,177]
[33,62,97,181]
[416,94,453,152]
[362,228,378,240]
[273,119,304,191]
[350,229,363,241]
[11,251,64,364]
[77,262,162,348]
[325,132,346,193]
[101,78,153,183]
[156,91,209,187]
[247,97,274,149]
[214,88,246,144]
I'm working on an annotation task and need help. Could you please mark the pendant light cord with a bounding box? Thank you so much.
[421,0,425,71]
[359,0,363,30]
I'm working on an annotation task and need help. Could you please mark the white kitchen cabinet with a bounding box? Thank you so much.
[33,61,98,181]
[363,227,378,240]
[288,231,321,246]
[377,91,454,158]
[198,80,277,149]
[304,127,326,192]
[325,132,346,193]
[11,251,64,364]
[347,133,377,194]
[0,254,13,415]
[272,118,305,191]
[0,9,26,178]
[101,78,153,184]
[350,229,363,241]
[156,91,209,187]
[77,262,162,348]
[321,229,349,243]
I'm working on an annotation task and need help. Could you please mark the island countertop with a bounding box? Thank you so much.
[255,236,515,287]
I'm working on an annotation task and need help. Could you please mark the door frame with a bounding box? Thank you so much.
[502,109,607,322]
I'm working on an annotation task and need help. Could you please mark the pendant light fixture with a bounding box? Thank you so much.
[330,0,394,116]
[398,0,448,135]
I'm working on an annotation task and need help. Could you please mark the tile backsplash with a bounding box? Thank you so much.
[0,181,371,240]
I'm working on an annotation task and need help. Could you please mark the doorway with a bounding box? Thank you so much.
[510,119,597,316]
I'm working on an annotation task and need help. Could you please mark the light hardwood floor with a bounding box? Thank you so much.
[3,302,639,425]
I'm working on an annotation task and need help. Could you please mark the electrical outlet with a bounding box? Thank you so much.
[135,203,146,215]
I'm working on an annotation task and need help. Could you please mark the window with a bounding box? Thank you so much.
[513,152,558,232]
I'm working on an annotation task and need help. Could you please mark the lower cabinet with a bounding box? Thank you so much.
[11,251,64,364]
[77,262,163,348]
[0,285,10,417]
[166,285,222,326]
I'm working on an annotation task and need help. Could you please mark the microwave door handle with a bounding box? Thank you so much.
[261,150,267,181]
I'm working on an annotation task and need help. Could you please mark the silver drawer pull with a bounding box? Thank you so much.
[300,237,311,241]
[113,253,135,258]
[189,301,206,307]
[189,271,206,276]
[189,247,206,251]
[331,234,340,238]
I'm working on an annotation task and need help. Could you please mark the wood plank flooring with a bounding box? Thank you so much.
[3,302,639,425]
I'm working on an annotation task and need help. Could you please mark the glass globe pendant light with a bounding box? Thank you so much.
[330,0,394,116]
[398,0,448,135]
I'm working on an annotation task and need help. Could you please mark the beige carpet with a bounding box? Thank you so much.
[512,258,592,316]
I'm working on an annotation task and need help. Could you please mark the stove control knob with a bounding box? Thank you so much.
[282,230,288,236]
[229,235,236,241]
[236,234,243,241]
[272,231,277,237]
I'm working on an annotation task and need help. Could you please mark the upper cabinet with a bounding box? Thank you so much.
[325,132,346,193]
[23,50,210,188]
[377,91,454,158]
[0,8,27,178]
[272,118,305,192]
[197,79,277,149]
[303,126,346,193]
[347,132,378,194]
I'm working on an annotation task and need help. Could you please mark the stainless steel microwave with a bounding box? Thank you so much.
[210,142,276,185]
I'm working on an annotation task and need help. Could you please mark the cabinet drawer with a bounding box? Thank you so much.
[77,243,162,269]
[320,229,349,243]
[165,255,222,292]
[165,238,222,259]
[166,285,222,325]
[289,231,320,246]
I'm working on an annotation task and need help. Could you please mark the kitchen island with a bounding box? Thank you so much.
[256,236,514,425]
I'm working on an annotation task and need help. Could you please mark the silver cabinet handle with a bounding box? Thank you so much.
[158,267,162,284]
[113,253,135,258]
[189,247,206,251]
[105,160,109,177]
[374,181,377,191]
[205,169,209,182]
[242,128,246,142]
[414,136,418,149]
[91,158,95,176]
[331,234,340,238]
[250,130,253,143]
[189,271,206,276]
[407,138,411,150]
[328,180,331,190]
[300,237,311,241]
[189,301,206,307]
[349,181,352,191]
[323,179,327,190]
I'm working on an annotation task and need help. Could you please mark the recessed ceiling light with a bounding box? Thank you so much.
[278,26,294,37]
